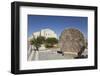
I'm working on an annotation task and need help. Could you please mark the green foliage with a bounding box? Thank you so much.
[45,44,53,48]
[37,36,45,44]
[30,36,45,51]
[30,38,41,48]
[45,38,58,48]
[45,38,58,44]
[30,36,58,49]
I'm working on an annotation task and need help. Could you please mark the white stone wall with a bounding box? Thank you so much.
[32,28,57,39]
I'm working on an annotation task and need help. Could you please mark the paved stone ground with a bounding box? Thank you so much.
[38,49,77,60]
[27,46,88,61]
[28,48,84,61]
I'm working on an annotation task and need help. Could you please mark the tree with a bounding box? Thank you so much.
[30,36,45,51]
[30,39,39,51]
[37,36,45,44]
[45,38,58,48]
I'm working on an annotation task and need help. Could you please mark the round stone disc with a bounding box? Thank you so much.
[59,28,85,54]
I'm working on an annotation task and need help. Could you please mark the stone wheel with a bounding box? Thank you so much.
[59,28,85,56]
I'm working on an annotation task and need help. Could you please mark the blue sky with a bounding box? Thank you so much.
[28,15,88,39]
